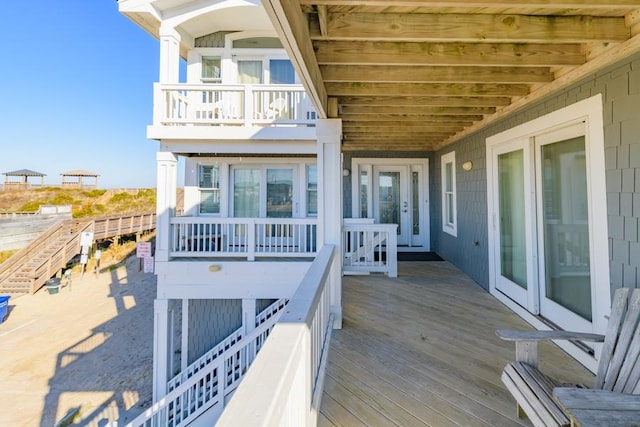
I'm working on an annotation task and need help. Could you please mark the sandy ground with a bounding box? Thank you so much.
[0,255,155,426]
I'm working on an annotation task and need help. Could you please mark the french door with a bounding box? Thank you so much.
[491,122,596,333]
[352,159,429,250]
[373,166,410,245]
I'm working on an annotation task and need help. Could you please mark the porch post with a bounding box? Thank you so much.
[158,24,181,84]
[181,298,189,372]
[156,152,177,263]
[242,299,257,335]
[317,119,343,329]
[153,298,172,401]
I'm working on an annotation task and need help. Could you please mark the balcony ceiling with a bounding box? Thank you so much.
[262,0,640,151]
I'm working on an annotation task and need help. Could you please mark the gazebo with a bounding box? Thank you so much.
[2,169,46,190]
[60,169,99,189]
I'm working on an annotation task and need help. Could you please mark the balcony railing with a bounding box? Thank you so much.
[169,217,318,260]
[154,83,316,127]
[343,221,398,277]
[216,245,336,426]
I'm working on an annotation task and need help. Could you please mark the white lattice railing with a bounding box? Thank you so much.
[216,245,336,427]
[169,217,318,260]
[126,299,289,427]
[342,222,398,277]
[154,83,316,127]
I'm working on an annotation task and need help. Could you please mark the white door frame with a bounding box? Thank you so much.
[486,94,610,373]
[351,158,430,251]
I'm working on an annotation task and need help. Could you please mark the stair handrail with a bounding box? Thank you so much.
[0,219,73,283]
[126,299,287,427]
[167,297,288,391]
[27,220,95,294]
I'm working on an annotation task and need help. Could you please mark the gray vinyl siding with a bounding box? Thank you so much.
[432,52,640,293]
[187,299,242,364]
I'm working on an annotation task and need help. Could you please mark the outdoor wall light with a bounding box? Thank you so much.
[342,168,351,176]
[462,161,473,171]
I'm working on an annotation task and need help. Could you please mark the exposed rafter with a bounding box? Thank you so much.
[262,0,640,150]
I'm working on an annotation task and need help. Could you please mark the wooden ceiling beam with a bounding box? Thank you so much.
[314,41,585,67]
[341,113,483,121]
[342,119,475,127]
[341,105,494,115]
[344,125,468,132]
[261,0,327,117]
[338,95,512,107]
[302,0,640,7]
[320,65,553,83]
[326,82,529,96]
[309,13,629,43]
[342,143,437,152]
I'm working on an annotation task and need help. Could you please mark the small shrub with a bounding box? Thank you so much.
[51,193,74,204]
[19,200,44,212]
[83,189,107,198]
[110,193,132,203]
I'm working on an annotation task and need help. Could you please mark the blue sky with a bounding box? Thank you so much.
[0,2,164,189]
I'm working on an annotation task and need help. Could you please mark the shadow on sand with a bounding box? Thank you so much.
[40,254,155,426]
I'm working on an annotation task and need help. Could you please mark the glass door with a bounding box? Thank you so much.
[491,141,537,312]
[535,124,593,333]
[373,166,410,245]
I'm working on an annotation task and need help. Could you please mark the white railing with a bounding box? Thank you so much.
[166,298,288,392]
[216,245,336,427]
[154,83,316,127]
[342,222,398,277]
[126,299,289,427]
[169,217,318,260]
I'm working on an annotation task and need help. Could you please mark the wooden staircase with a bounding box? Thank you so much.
[0,212,156,295]
[0,219,90,294]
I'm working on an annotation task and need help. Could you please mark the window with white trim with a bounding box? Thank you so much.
[306,165,317,216]
[199,164,220,214]
[201,56,221,83]
[441,151,457,236]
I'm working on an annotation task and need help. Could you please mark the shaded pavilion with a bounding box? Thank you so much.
[60,169,99,189]
[2,169,46,190]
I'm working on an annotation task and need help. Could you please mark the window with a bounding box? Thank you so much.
[201,56,221,83]
[269,60,295,84]
[306,165,317,216]
[441,151,457,236]
[199,165,220,214]
[237,60,262,84]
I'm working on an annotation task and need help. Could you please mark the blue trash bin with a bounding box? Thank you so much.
[0,295,10,324]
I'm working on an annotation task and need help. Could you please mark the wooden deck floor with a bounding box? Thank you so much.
[319,261,595,427]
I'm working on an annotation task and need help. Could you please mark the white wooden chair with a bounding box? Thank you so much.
[497,287,640,427]
[263,97,287,120]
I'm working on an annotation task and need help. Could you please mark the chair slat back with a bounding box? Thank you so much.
[594,288,640,393]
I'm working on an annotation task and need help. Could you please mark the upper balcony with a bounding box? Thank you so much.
[148,83,317,141]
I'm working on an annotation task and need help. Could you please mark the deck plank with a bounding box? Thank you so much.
[320,261,595,426]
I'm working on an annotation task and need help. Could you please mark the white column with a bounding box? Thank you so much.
[159,25,181,84]
[181,299,189,371]
[153,299,172,401]
[242,299,257,335]
[156,152,177,263]
[317,119,343,329]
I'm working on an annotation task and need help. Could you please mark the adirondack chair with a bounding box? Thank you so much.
[497,287,640,427]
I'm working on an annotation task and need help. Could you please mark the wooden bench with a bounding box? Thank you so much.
[497,288,640,427]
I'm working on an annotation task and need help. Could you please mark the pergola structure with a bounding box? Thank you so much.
[60,169,99,189]
[2,169,46,190]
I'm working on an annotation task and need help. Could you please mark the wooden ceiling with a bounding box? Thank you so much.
[263,0,640,151]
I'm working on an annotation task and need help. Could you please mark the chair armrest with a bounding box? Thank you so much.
[554,388,640,411]
[497,329,604,368]
[496,329,605,342]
